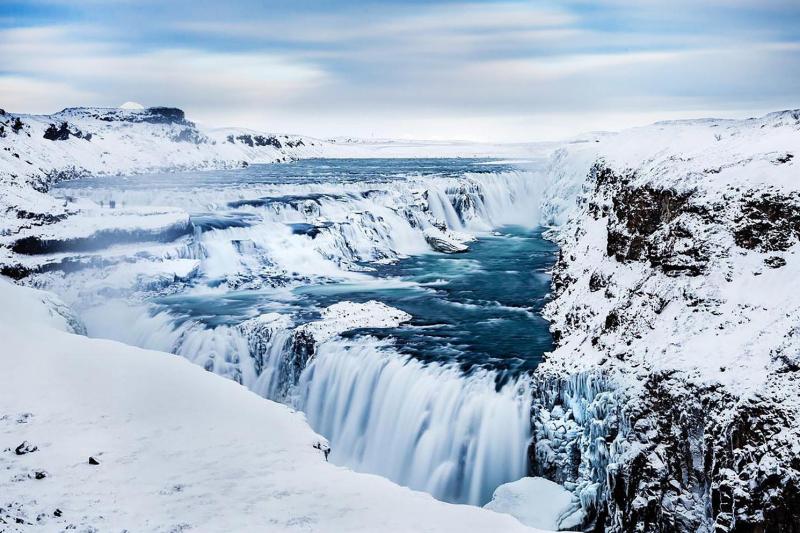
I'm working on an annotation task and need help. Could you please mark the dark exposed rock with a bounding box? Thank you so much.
[12,223,191,255]
[14,441,38,455]
[43,121,91,142]
[63,106,191,126]
[734,191,800,252]
[589,271,608,292]
[170,127,207,144]
[253,135,281,148]
[447,182,486,225]
[604,311,620,331]
[88,456,100,465]
[589,164,726,277]
[773,153,794,164]
[143,107,186,124]
[43,122,71,141]
[292,329,316,377]
[765,256,787,268]
[11,117,24,133]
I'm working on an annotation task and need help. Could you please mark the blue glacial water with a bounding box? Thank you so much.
[296,225,556,376]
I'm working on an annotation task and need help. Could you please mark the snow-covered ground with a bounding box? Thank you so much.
[294,301,412,345]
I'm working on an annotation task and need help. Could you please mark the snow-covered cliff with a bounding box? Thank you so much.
[534,111,800,531]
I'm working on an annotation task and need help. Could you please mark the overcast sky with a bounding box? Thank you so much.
[1,0,799,141]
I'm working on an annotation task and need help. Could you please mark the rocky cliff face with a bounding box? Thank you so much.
[534,112,800,531]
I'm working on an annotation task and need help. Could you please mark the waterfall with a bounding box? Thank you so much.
[82,304,535,506]
[60,164,552,509]
[296,337,533,505]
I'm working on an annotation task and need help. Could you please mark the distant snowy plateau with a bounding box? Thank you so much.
[1,106,799,532]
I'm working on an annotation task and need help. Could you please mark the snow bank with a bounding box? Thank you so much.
[485,477,580,530]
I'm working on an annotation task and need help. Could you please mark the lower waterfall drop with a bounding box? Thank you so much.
[296,337,533,506]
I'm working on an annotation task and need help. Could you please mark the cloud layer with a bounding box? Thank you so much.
[2,0,798,140]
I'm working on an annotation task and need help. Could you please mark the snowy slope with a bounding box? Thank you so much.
[0,278,548,532]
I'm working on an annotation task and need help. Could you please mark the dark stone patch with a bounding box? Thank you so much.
[43,122,91,142]
[773,153,794,164]
[734,191,800,252]
[12,223,191,255]
[14,441,37,455]
[288,222,333,238]
[765,256,787,268]
[170,127,206,144]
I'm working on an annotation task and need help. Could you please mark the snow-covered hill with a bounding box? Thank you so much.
[0,105,546,190]
[0,106,325,186]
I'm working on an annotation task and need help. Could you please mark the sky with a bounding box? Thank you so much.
[1,0,799,142]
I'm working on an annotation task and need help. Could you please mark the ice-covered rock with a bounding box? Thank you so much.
[423,227,470,253]
[295,300,411,345]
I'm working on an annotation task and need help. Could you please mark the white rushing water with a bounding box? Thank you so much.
[298,338,533,505]
[53,161,551,507]
[82,301,535,505]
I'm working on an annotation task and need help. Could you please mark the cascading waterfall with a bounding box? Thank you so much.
[296,338,534,505]
[82,302,536,504]
[55,162,553,509]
